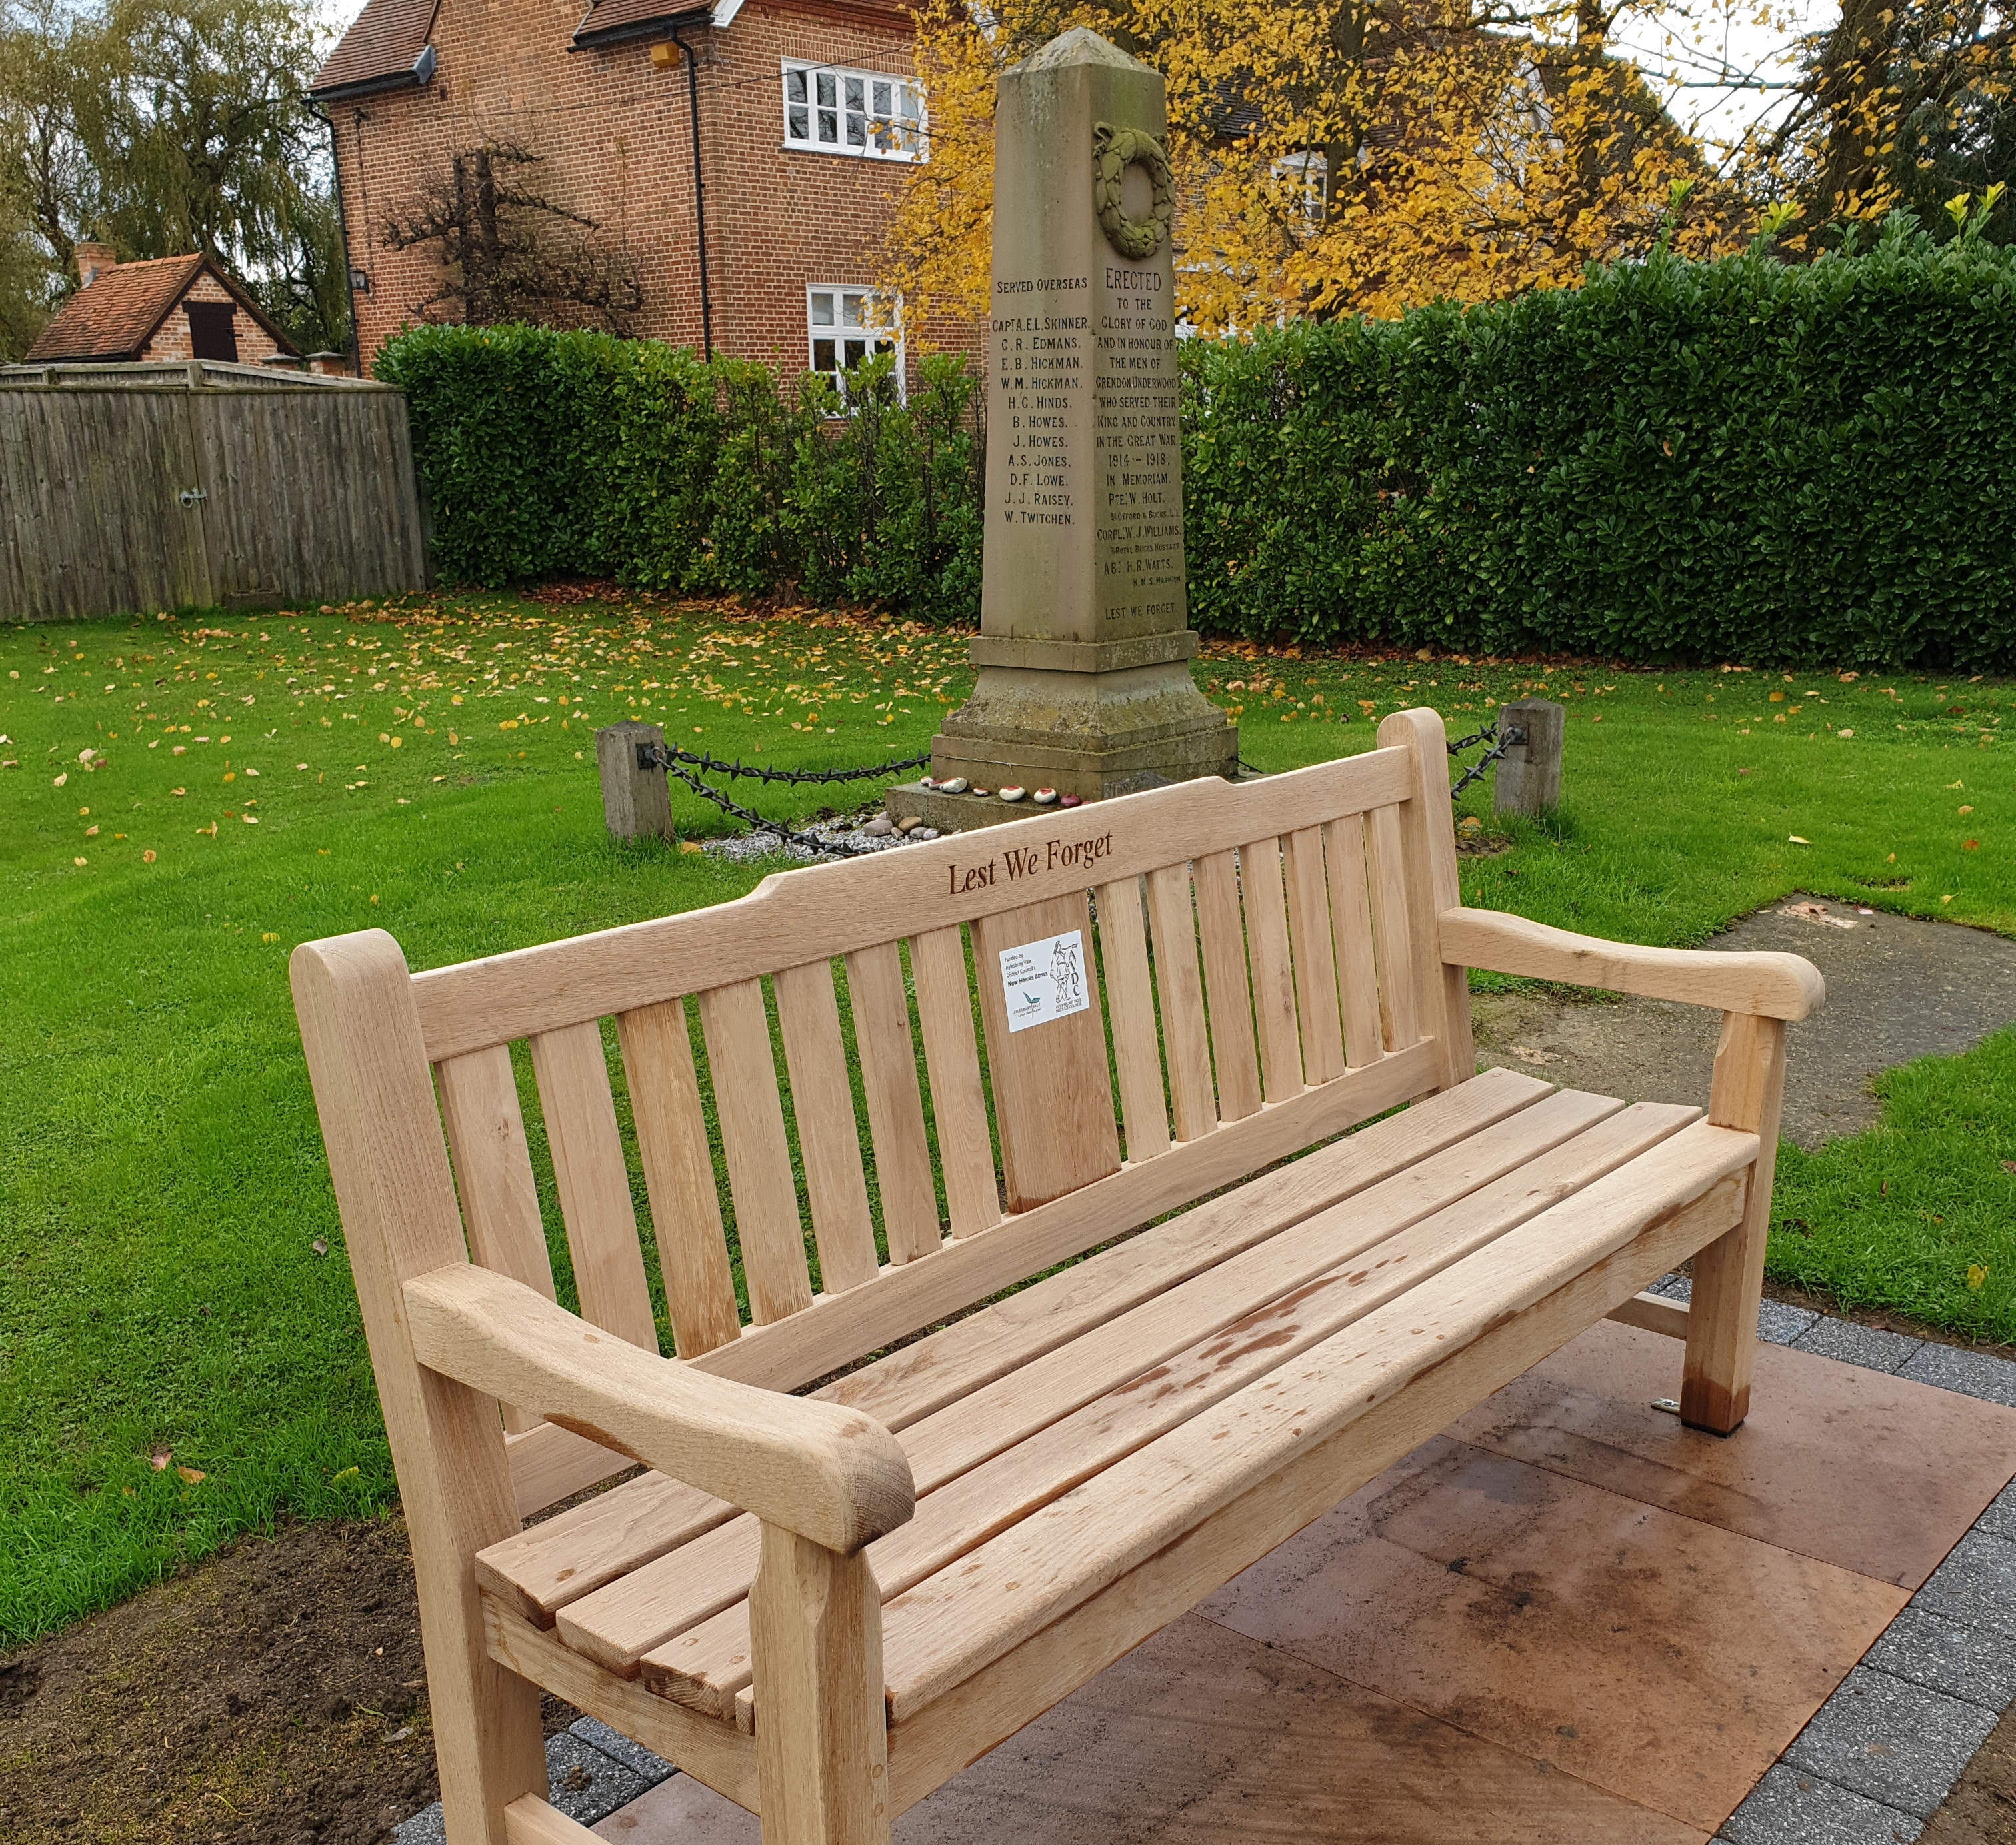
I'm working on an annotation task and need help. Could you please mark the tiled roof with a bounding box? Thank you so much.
[25,254,205,361]
[571,0,710,49]
[311,0,439,97]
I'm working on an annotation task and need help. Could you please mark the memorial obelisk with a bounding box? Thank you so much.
[887,27,1235,833]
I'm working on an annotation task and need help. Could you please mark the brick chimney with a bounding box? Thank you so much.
[75,242,116,289]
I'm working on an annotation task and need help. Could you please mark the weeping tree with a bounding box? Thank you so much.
[0,0,347,359]
[382,141,645,331]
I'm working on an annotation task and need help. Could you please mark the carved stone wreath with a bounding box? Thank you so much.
[1091,121,1174,261]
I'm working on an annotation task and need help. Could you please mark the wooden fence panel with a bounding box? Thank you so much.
[1,372,428,623]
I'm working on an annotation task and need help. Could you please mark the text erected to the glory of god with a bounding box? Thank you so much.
[993,264,1183,622]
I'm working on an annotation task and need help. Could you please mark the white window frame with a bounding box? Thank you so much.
[806,285,903,407]
[1270,151,1329,237]
[781,59,926,162]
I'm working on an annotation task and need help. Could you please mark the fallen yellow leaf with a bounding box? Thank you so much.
[1788,835,1811,845]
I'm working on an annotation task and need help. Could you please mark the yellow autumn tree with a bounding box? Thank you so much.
[883,0,1753,331]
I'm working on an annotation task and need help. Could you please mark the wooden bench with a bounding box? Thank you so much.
[291,709,1823,1845]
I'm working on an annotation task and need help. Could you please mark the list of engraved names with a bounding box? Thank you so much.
[993,273,1087,531]
[993,265,1183,624]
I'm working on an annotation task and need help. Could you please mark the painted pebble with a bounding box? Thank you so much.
[999,785,1026,802]
[1057,793,1083,808]
[1032,787,1059,805]
[938,777,969,794]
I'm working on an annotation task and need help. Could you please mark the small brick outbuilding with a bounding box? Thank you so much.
[25,249,299,367]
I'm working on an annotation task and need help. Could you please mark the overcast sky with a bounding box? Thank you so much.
[1609,0,1840,171]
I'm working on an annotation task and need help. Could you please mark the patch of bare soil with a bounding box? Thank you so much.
[1922,1700,2016,1844]
[0,1515,573,1845]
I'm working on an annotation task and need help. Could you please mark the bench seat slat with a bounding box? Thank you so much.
[438,1044,557,1434]
[880,1159,1749,1813]
[907,926,1001,1241]
[553,1086,1631,1679]
[471,1066,1553,1626]
[875,1117,1758,1722]
[623,1098,1697,1712]
[1093,876,1170,1162]
[1143,863,1216,1141]
[527,1020,658,1353]
[1191,849,1261,1124]
[697,979,814,1324]
[615,1000,743,1360]
[772,960,881,1294]
[1281,826,1343,1086]
[1241,838,1305,1103]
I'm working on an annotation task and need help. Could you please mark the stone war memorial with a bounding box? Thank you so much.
[889,28,1236,834]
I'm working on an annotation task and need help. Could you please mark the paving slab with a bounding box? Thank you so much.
[1759,1298,1821,1344]
[1975,1478,2016,1544]
[1195,1434,1906,1832]
[1861,1606,2016,1713]
[1782,1665,1998,1818]
[1447,1321,2016,1589]
[571,1716,676,1787]
[594,1613,1709,1844]
[1721,1762,1924,1845]
[1795,1318,1926,1374]
[545,1730,650,1826]
[1914,1530,2016,1638]
[1898,1342,2016,1408]
[1472,892,2016,1148]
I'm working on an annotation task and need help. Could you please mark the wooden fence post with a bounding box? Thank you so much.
[1494,697,1564,819]
[597,721,673,842]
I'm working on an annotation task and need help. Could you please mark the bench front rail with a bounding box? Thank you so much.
[291,710,1820,1845]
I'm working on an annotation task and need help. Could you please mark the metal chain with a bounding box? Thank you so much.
[1444,723,1499,755]
[1447,723,1525,801]
[647,748,889,859]
[638,740,931,787]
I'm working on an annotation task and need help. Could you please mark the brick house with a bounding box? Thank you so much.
[24,248,298,365]
[312,0,971,387]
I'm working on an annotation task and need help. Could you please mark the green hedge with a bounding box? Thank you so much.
[1182,215,2016,669]
[379,214,2016,666]
[374,325,982,624]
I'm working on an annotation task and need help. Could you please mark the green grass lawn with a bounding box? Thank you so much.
[2,589,2013,1646]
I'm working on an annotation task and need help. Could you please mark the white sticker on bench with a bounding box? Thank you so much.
[999,929,1092,1034]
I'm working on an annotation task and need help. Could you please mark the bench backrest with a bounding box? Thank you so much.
[301,708,1472,1520]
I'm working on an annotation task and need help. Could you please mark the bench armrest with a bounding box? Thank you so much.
[403,1265,915,1553]
[1437,907,1825,1021]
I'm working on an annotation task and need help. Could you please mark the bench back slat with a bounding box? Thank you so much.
[1240,838,1305,1104]
[1365,804,1421,1052]
[436,1044,557,1434]
[908,925,1003,1240]
[1281,827,1343,1086]
[1323,815,1385,1069]
[773,960,883,1293]
[614,998,743,1359]
[526,1020,659,1352]
[1191,849,1263,1124]
[1093,875,1171,1164]
[1142,862,1218,1143]
[971,892,1123,1213]
[843,940,945,1265]
[695,978,817,1324]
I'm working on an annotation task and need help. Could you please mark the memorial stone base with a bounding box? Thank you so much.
[889,632,1237,831]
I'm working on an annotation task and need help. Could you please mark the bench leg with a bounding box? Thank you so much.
[1681,1012,1788,1435]
[750,1525,892,1845]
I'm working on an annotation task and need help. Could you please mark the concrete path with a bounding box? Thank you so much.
[1472,893,2016,1148]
